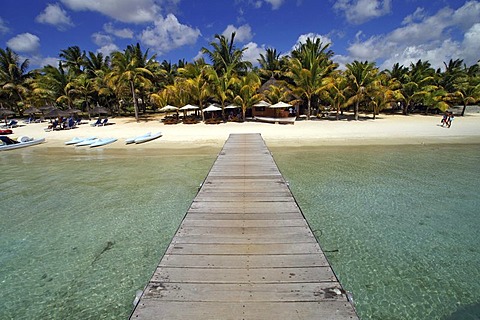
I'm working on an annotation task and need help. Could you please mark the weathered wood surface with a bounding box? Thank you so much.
[130,133,358,319]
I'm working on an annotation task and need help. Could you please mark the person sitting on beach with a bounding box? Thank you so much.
[446,112,454,128]
[441,112,448,126]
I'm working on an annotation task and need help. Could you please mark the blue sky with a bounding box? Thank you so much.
[1,0,479,70]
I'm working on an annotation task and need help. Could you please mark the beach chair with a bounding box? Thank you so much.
[91,118,102,127]
[5,120,18,128]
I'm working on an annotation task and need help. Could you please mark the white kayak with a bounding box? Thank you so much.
[0,136,45,151]
[125,132,151,144]
[65,137,96,145]
[75,138,99,146]
[134,132,162,144]
[90,138,117,148]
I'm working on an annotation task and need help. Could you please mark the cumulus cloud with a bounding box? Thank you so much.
[0,17,9,35]
[222,24,253,43]
[6,33,40,53]
[140,14,201,54]
[264,0,285,10]
[343,1,480,70]
[36,3,74,31]
[242,42,266,65]
[60,0,159,23]
[97,43,120,57]
[103,23,134,39]
[291,33,333,53]
[333,0,392,24]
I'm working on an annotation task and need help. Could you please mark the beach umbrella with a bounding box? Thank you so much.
[0,108,15,125]
[179,104,199,111]
[45,108,70,118]
[65,108,81,114]
[159,105,179,112]
[203,104,222,112]
[253,100,271,107]
[40,105,55,112]
[91,105,109,115]
[269,101,292,109]
[24,106,41,114]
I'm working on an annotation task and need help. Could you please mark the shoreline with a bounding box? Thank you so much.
[5,113,480,150]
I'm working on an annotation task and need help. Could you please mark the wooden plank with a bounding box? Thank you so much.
[130,133,358,320]
[141,282,347,302]
[133,301,357,320]
[159,254,331,268]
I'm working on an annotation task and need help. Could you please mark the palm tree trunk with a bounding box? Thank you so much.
[461,103,467,116]
[354,101,359,121]
[130,80,139,122]
[307,97,311,120]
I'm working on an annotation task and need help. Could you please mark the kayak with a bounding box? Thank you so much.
[90,138,117,148]
[134,132,162,144]
[0,136,45,151]
[65,137,96,145]
[0,129,13,135]
[75,138,99,146]
[125,132,151,144]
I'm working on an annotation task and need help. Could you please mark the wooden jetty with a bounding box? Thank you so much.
[130,133,358,319]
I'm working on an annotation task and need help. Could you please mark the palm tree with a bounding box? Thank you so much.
[179,60,211,121]
[345,60,378,120]
[0,47,35,113]
[232,72,262,121]
[322,71,348,120]
[32,63,74,108]
[287,38,336,118]
[397,60,436,115]
[205,65,237,120]
[59,46,86,76]
[201,32,252,76]
[108,44,154,121]
[258,48,286,82]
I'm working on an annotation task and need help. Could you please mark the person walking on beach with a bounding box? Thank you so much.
[446,112,454,128]
[441,112,448,126]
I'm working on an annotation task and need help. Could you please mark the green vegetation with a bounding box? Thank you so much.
[1,33,479,120]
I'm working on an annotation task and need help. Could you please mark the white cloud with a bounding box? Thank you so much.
[344,1,480,69]
[36,3,74,31]
[242,42,266,65]
[292,33,333,52]
[0,17,9,35]
[333,0,392,24]
[92,32,114,46]
[6,33,40,53]
[60,0,159,23]
[222,24,253,43]
[264,0,284,10]
[103,23,134,39]
[140,14,201,54]
[461,23,480,65]
[97,43,120,57]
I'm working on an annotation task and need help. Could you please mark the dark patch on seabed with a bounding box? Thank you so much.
[444,303,480,320]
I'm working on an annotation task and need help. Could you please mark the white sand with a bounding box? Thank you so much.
[7,113,480,150]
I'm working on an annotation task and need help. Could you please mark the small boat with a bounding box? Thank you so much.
[90,138,117,148]
[254,116,296,124]
[0,129,13,135]
[134,132,162,144]
[65,137,96,145]
[75,138,99,147]
[0,136,45,151]
[125,132,151,144]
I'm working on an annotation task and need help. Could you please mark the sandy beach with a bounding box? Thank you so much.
[6,113,480,150]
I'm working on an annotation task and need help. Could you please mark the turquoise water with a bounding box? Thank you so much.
[1,143,479,319]
[0,147,217,319]
[271,143,480,320]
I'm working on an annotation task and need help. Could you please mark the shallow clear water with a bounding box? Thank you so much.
[0,147,217,319]
[271,143,480,320]
[1,143,479,319]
